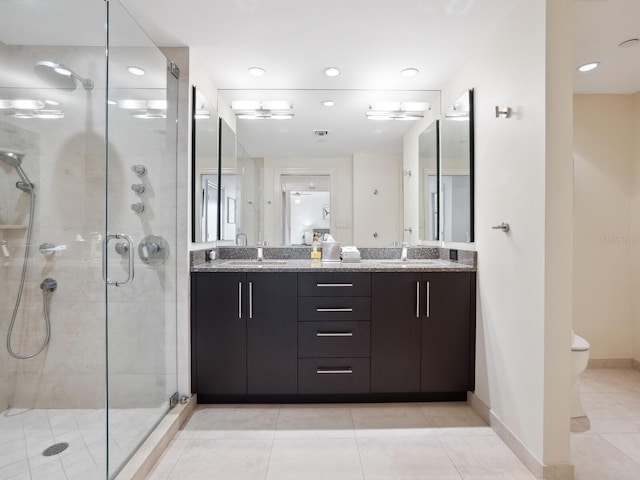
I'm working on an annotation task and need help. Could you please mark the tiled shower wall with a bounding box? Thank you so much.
[0,43,177,410]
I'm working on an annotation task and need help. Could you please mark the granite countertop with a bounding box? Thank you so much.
[192,258,475,273]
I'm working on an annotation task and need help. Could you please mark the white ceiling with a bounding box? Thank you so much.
[119,0,640,94]
[119,0,639,157]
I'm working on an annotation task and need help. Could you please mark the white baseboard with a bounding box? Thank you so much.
[467,392,574,480]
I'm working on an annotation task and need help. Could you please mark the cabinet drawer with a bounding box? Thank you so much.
[298,272,371,297]
[298,321,370,358]
[298,297,371,321]
[298,358,370,394]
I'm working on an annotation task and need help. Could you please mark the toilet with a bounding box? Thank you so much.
[571,330,590,418]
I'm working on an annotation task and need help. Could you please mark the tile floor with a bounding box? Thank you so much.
[0,407,164,480]
[572,368,640,480]
[146,402,537,480]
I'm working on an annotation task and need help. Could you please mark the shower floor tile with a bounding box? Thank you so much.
[0,406,165,480]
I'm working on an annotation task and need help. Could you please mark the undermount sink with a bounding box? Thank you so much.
[223,260,289,266]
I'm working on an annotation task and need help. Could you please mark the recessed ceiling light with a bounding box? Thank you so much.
[577,62,600,73]
[401,68,419,77]
[619,38,640,48]
[324,67,340,77]
[322,100,335,107]
[127,66,146,76]
[248,67,265,77]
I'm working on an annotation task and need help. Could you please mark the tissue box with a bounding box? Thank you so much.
[322,242,341,262]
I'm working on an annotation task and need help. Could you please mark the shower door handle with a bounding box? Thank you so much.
[103,233,135,287]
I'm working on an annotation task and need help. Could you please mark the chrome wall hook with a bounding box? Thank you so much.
[492,222,510,232]
[495,106,512,118]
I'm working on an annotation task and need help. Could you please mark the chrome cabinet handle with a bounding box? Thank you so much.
[317,283,353,288]
[238,282,242,319]
[249,281,253,319]
[316,332,353,337]
[316,368,353,374]
[316,308,353,312]
[416,281,420,318]
[426,281,430,318]
[102,233,135,287]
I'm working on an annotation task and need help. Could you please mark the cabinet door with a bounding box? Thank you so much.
[193,272,247,395]
[421,272,472,392]
[247,272,298,394]
[371,272,421,393]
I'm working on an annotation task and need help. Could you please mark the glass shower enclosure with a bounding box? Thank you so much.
[0,1,178,478]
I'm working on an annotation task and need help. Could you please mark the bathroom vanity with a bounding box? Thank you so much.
[191,256,476,403]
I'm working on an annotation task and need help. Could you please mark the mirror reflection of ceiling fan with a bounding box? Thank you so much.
[291,191,312,204]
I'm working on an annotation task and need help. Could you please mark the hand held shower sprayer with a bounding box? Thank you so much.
[1,149,56,359]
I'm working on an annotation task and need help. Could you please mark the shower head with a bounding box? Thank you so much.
[0,149,24,168]
[0,149,34,193]
[34,61,94,90]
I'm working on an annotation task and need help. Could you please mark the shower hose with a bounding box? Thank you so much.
[6,188,56,360]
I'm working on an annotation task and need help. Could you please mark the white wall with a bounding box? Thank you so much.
[574,94,637,361]
[441,0,573,471]
[353,154,402,246]
[629,92,640,362]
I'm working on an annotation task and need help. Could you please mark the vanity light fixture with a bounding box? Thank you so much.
[248,67,265,76]
[232,100,294,120]
[366,101,429,121]
[577,61,599,72]
[127,66,146,76]
[11,99,45,110]
[324,67,340,77]
[322,100,335,107]
[401,67,419,77]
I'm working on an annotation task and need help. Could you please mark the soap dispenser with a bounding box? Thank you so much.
[311,232,322,260]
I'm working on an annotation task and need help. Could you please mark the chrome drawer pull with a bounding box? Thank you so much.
[316,332,353,337]
[317,283,353,287]
[316,308,353,312]
[316,368,353,374]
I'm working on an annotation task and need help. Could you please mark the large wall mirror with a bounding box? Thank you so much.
[191,86,219,242]
[418,120,439,241]
[440,89,474,243]
[214,89,439,246]
[191,87,473,247]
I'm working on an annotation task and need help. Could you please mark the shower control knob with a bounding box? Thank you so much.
[138,234,170,266]
[131,183,145,194]
[131,202,145,214]
[131,165,147,177]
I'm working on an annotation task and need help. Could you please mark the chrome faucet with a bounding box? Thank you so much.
[400,242,408,262]
[236,232,247,246]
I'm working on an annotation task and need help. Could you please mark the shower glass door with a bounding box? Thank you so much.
[104,1,178,477]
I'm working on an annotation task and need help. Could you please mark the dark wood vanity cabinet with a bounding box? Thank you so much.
[191,272,297,398]
[192,269,475,401]
[371,272,422,393]
[371,271,476,395]
[297,272,372,395]
[420,272,475,393]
